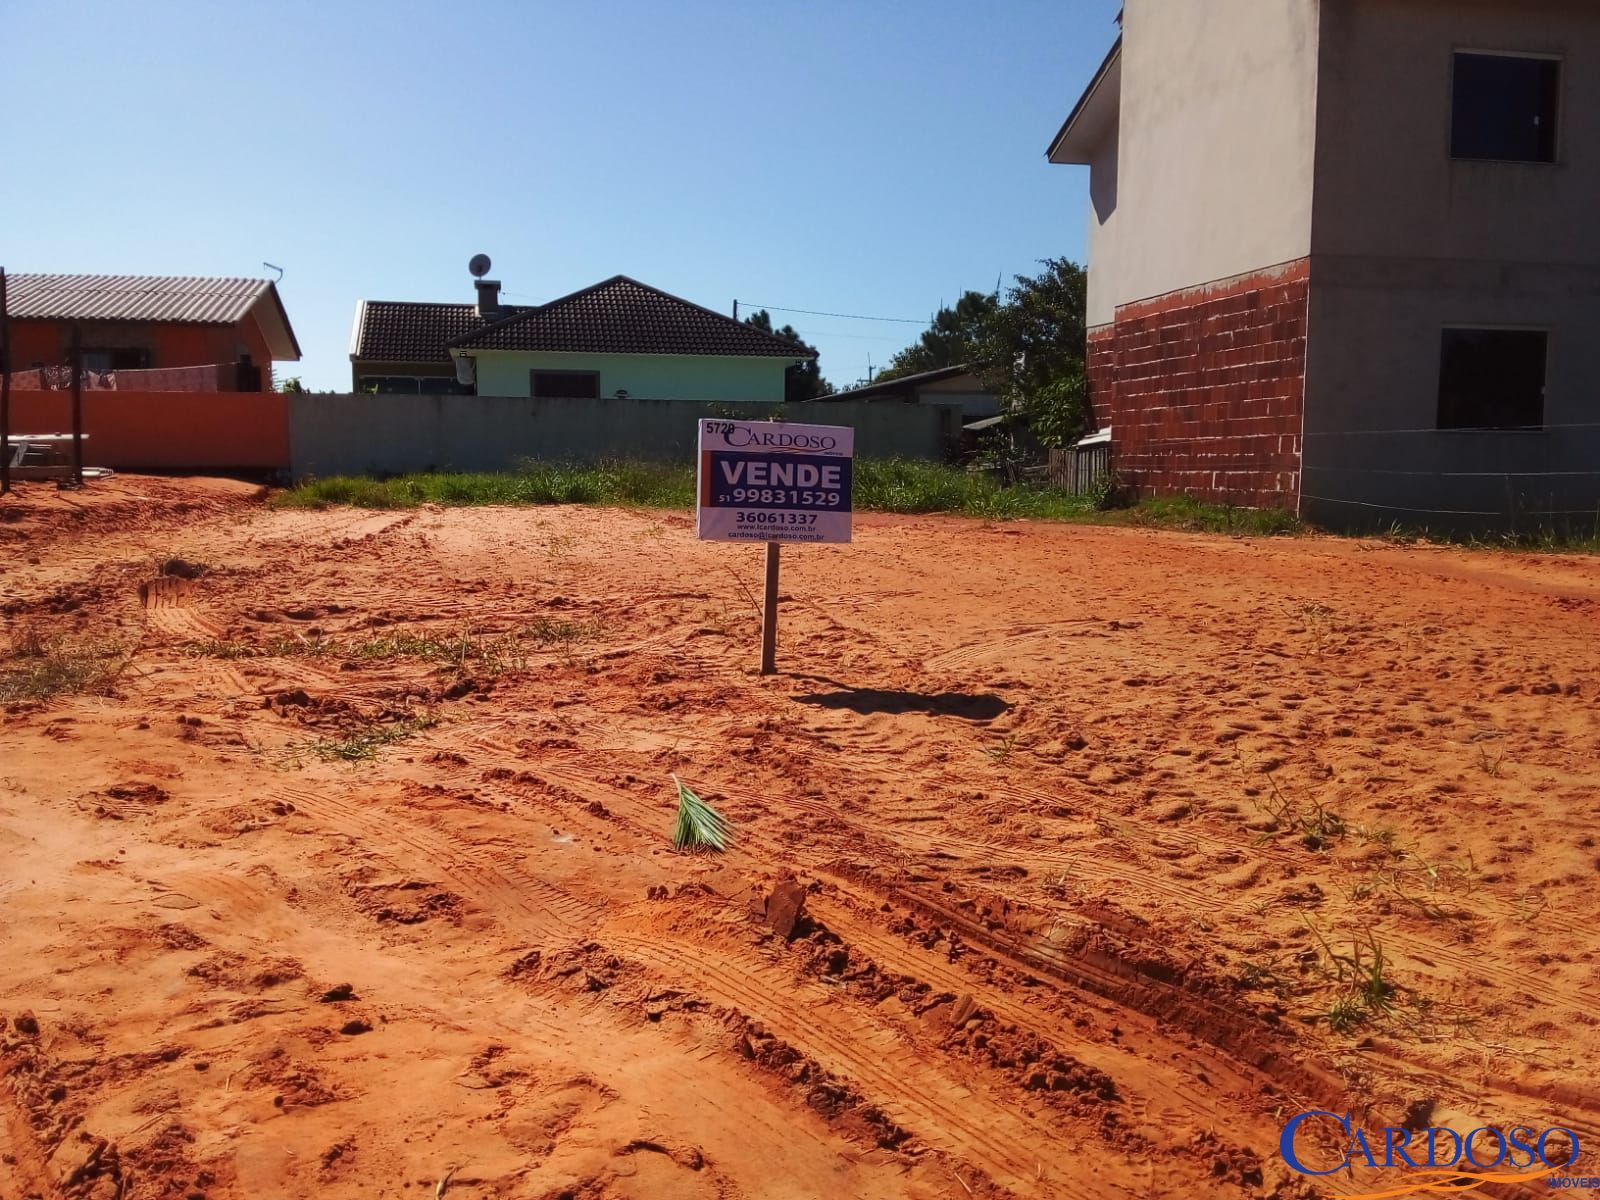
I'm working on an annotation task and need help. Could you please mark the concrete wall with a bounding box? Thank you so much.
[1108,0,1320,309]
[1084,68,1124,329]
[1303,0,1600,529]
[1302,257,1600,531]
[9,390,289,470]
[289,394,953,478]
[466,349,792,403]
[1312,0,1600,264]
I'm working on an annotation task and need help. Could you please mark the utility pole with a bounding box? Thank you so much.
[0,267,11,495]
[70,324,84,488]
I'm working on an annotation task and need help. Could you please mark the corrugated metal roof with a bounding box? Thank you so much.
[4,274,275,325]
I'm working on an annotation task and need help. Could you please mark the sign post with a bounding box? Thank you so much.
[760,543,780,674]
[696,418,854,676]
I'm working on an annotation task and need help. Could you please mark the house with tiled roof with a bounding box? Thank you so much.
[5,274,299,391]
[349,274,813,403]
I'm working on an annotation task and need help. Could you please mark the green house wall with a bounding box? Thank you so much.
[466,350,793,403]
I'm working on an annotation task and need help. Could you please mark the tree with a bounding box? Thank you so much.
[874,290,997,383]
[873,264,1088,448]
[976,258,1089,449]
[744,310,836,402]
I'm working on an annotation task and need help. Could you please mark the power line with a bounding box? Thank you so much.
[1299,493,1502,517]
[1305,465,1600,479]
[791,330,910,343]
[1298,492,1600,519]
[738,301,929,325]
[1305,419,1600,437]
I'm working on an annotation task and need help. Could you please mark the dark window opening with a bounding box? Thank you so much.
[531,370,600,399]
[360,376,421,394]
[1452,52,1559,162]
[82,347,151,371]
[418,375,473,395]
[1437,328,1547,430]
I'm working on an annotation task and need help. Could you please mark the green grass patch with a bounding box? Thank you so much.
[0,634,130,703]
[1119,493,1303,536]
[181,634,326,660]
[275,461,692,511]
[1374,520,1600,555]
[310,712,438,762]
[855,460,1097,520]
[181,620,596,672]
[342,629,530,675]
[275,459,1304,535]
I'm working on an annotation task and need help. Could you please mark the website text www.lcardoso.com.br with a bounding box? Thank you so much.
[1280,1111,1585,1196]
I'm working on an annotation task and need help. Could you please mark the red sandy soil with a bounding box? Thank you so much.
[1,475,1597,1199]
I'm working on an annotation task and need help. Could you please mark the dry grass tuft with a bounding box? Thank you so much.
[0,633,130,703]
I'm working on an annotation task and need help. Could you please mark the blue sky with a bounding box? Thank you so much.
[2,0,1119,391]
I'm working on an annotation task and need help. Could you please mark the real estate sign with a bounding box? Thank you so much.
[696,419,854,545]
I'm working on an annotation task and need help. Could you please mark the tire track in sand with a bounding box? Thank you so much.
[413,744,1319,1170]
[265,779,1138,1198]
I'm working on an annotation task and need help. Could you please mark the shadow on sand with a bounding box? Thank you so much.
[791,677,1011,722]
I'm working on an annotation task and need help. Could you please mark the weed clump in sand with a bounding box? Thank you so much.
[0,630,129,703]
[183,620,595,674]
[310,711,438,763]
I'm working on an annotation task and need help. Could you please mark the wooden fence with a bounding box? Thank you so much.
[1047,441,1110,495]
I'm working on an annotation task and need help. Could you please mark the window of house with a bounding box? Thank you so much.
[531,370,600,399]
[1451,52,1560,162]
[418,376,474,395]
[82,347,151,371]
[360,376,421,394]
[1437,328,1548,430]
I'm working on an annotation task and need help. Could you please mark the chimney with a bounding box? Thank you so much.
[474,278,502,317]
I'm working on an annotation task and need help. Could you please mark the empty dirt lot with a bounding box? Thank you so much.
[2,476,1597,1199]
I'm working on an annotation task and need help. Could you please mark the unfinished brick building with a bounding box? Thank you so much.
[1050,0,1600,529]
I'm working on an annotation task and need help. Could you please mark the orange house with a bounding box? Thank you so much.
[4,274,300,391]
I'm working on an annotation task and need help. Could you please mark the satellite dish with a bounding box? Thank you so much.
[468,253,492,279]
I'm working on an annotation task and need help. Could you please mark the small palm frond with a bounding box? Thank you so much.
[672,774,729,852]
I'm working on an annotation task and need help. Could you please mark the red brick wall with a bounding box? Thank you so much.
[1085,325,1116,430]
[1104,260,1308,509]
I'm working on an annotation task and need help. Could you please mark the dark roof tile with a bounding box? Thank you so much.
[351,300,530,364]
[451,276,814,358]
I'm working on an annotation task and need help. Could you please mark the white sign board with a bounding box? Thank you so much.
[696,419,854,545]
